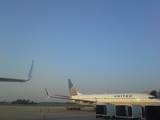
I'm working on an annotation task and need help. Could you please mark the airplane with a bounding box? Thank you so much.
[45,79,160,109]
[0,60,34,82]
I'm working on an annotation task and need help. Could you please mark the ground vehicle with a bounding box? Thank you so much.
[96,104,142,119]
[65,106,82,110]
[96,104,160,120]
[143,105,160,120]
[96,103,115,119]
[115,105,142,119]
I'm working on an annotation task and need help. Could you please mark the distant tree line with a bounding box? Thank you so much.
[12,99,37,104]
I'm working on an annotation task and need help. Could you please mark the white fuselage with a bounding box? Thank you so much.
[71,93,160,106]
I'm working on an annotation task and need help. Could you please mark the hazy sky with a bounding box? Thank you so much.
[0,0,160,103]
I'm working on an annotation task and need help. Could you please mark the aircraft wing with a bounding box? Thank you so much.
[0,77,30,82]
[0,60,34,82]
[45,88,97,103]
[48,95,97,103]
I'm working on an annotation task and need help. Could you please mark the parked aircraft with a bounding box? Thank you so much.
[45,79,160,108]
[0,60,34,82]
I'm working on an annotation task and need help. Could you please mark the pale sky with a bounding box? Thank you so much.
[0,0,160,103]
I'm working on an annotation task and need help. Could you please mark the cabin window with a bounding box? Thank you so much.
[148,97,156,99]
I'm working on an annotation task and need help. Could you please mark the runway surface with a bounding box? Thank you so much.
[0,105,96,120]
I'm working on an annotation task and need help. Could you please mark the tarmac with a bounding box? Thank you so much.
[0,105,96,120]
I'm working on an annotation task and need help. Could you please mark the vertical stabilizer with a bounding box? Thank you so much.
[68,79,77,96]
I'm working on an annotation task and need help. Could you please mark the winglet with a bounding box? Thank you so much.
[27,60,34,80]
[45,88,51,100]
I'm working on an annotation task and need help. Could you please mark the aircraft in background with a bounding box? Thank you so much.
[0,60,34,82]
[45,79,160,109]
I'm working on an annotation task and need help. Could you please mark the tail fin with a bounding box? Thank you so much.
[68,79,78,96]
[27,60,34,80]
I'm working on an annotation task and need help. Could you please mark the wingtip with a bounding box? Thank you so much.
[27,60,34,80]
[45,88,51,100]
[45,88,50,96]
[45,96,50,101]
